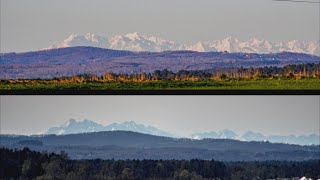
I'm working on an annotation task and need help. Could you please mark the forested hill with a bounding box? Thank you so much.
[1,46,319,79]
[1,147,319,179]
[1,131,319,161]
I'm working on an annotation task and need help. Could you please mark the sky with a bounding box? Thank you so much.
[1,0,319,52]
[1,96,319,136]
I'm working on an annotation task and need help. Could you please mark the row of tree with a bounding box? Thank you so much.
[65,63,320,82]
[2,63,320,83]
[1,147,319,179]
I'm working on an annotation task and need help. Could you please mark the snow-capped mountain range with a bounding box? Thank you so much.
[46,119,173,137]
[46,119,319,145]
[191,131,320,146]
[47,32,320,55]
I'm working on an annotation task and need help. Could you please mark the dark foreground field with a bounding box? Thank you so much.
[1,147,319,179]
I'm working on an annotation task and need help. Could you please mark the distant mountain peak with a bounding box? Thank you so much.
[125,32,141,40]
[47,32,320,55]
[126,120,137,124]
[48,33,109,50]
[65,33,78,40]
[84,33,102,42]
[46,119,173,137]
[191,130,319,145]
[46,118,104,135]
[223,36,239,42]
[63,118,76,126]
[45,120,320,145]
[217,129,238,139]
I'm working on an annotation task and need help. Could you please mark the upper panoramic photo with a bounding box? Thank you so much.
[1,0,319,94]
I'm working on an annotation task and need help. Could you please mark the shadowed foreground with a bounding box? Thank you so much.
[1,147,319,179]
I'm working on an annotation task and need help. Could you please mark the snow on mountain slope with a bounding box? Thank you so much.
[46,119,104,135]
[48,33,320,55]
[48,33,109,49]
[104,120,173,137]
[240,131,266,141]
[191,129,239,140]
[182,42,217,52]
[46,119,319,145]
[191,130,319,145]
[46,119,173,137]
[109,32,179,52]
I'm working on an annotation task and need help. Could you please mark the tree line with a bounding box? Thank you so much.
[56,63,320,82]
[1,147,319,179]
[2,63,319,83]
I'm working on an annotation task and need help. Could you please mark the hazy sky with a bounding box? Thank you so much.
[1,96,319,136]
[1,0,319,52]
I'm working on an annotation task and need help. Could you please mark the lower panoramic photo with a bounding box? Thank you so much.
[1,96,319,179]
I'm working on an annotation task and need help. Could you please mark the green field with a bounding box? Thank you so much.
[1,78,320,91]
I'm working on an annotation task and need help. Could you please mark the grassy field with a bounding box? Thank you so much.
[1,78,320,92]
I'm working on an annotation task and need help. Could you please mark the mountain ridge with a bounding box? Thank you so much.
[2,46,319,79]
[47,32,320,55]
[192,130,319,146]
[46,119,173,137]
[1,130,319,161]
[45,119,319,145]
